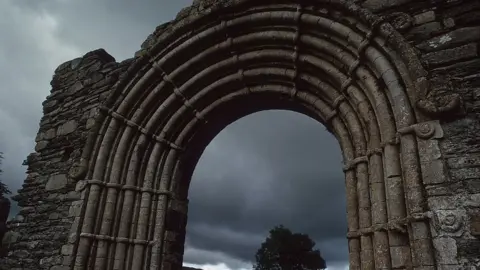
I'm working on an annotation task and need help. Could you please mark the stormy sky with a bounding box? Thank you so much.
[0,0,348,269]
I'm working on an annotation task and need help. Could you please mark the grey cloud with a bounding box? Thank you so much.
[0,0,81,195]
[184,246,252,269]
[187,110,348,267]
[13,0,193,61]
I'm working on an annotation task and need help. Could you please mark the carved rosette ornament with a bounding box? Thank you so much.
[432,210,465,237]
[398,120,443,140]
[414,122,436,139]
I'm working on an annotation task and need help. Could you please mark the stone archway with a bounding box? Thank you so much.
[69,1,446,269]
[5,0,480,270]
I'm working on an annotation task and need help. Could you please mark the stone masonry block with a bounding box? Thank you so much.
[45,174,68,191]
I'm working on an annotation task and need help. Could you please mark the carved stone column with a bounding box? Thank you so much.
[161,198,189,270]
[415,120,462,268]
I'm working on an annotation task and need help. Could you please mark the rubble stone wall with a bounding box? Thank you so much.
[1,50,131,269]
[368,0,480,268]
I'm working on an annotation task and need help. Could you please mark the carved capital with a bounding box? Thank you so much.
[398,120,443,140]
[416,94,462,116]
[415,122,436,139]
[415,75,465,118]
[414,121,444,139]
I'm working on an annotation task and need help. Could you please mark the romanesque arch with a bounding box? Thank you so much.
[68,1,448,269]
[4,0,480,269]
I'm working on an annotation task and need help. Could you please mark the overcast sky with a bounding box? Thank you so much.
[0,0,348,269]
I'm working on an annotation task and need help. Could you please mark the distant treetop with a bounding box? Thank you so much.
[254,225,327,270]
[0,152,11,197]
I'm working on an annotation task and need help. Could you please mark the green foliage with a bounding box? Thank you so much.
[254,225,327,270]
[0,152,11,197]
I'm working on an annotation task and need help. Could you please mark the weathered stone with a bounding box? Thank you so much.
[68,202,82,217]
[2,231,20,245]
[416,27,480,52]
[450,167,480,181]
[44,128,57,140]
[70,58,82,70]
[429,196,458,210]
[441,0,480,19]
[35,141,49,151]
[465,179,480,194]
[447,154,480,169]
[390,246,412,268]
[465,194,480,207]
[425,182,465,197]
[45,174,68,191]
[362,0,413,11]
[414,11,435,25]
[406,22,443,40]
[50,266,70,270]
[66,81,84,95]
[470,215,480,236]
[27,241,39,249]
[455,10,480,26]
[13,250,29,259]
[48,212,60,220]
[35,128,56,142]
[60,245,73,256]
[85,118,96,129]
[433,237,458,264]
[422,43,478,67]
[56,120,78,136]
[443,17,456,28]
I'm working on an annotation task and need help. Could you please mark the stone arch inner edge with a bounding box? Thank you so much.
[70,1,438,270]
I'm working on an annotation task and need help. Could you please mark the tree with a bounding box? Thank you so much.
[0,152,11,197]
[254,225,327,270]
[0,151,11,258]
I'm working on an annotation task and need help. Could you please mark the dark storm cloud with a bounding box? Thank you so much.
[0,1,349,269]
[184,246,252,269]
[0,0,81,197]
[187,111,348,267]
[13,0,192,60]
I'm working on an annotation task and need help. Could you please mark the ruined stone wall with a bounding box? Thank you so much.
[363,0,480,268]
[1,50,131,270]
[1,0,480,269]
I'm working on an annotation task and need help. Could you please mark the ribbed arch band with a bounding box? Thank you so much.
[71,1,436,269]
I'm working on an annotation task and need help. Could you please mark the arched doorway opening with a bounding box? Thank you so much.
[69,1,443,269]
[184,110,346,269]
